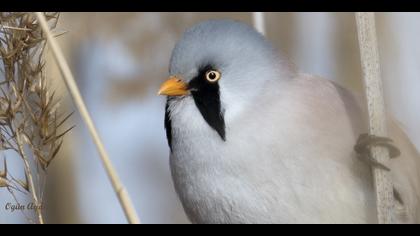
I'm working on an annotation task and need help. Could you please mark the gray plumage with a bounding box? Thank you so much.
[165,19,420,223]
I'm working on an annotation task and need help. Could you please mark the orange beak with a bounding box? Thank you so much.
[157,76,189,96]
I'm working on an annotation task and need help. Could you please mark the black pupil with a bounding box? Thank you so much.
[208,72,216,80]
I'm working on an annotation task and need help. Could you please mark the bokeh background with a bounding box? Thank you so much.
[1,12,419,223]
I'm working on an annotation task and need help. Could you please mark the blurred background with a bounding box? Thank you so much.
[0,12,419,224]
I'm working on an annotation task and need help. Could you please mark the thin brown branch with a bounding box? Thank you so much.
[15,131,44,224]
[35,12,141,224]
[1,12,73,224]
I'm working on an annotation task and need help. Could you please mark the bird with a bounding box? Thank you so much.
[157,19,420,224]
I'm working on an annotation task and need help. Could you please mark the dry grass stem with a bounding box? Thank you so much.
[355,12,394,223]
[35,12,141,224]
[252,12,266,35]
[0,12,73,224]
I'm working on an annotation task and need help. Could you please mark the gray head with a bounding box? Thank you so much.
[159,19,291,146]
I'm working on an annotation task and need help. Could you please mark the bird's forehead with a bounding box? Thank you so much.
[169,19,280,82]
[182,68,199,81]
[169,21,252,75]
[170,53,225,81]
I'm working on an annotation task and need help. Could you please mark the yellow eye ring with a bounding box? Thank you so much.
[205,70,221,83]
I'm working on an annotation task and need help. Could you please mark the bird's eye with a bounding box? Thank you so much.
[205,70,221,83]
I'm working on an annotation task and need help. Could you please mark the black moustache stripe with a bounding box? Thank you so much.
[189,65,226,141]
[164,99,173,152]
[164,65,226,152]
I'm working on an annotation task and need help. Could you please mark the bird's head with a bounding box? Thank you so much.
[158,19,292,142]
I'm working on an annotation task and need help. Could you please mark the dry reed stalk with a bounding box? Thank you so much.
[355,12,394,224]
[0,12,73,224]
[35,12,141,224]
[252,12,266,35]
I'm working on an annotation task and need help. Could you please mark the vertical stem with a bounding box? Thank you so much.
[355,12,394,224]
[252,12,266,35]
[16,133,45,224]
[35,12,141,224]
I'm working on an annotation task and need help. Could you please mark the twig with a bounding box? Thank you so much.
[34,12,141,224]
[252,12,266,35]
[355,12,394,224]
[0,25,31,31]
[15,132,44,224]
